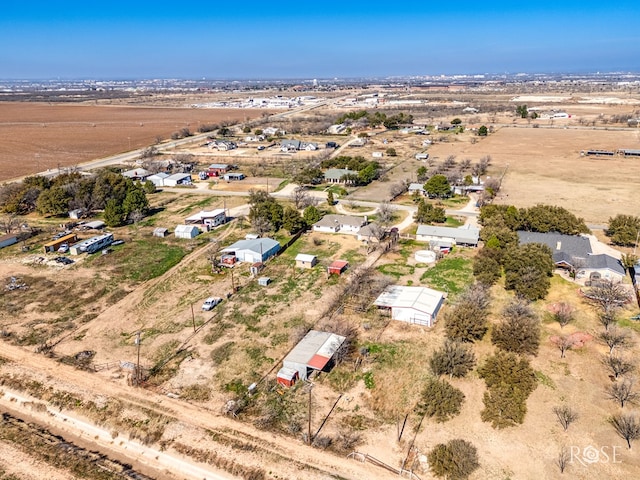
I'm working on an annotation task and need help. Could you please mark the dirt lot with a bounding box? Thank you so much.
[0,102,271,181]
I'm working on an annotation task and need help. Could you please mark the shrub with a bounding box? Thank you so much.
[429,340,476,378]
[428,439,479,479]
[415,378,465,423]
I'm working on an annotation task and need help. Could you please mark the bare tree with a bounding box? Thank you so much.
[610,412,640,448]
[290,187,311,209]
[584,280,632,316]
[598,310,619,331]
[607,378,639,408]
[556,446,570,474]
[600,327,632,355]
[0,214,19,234]
[552,335,576,358]
[602,355,635,379]
[251,216,272,237]
[377,201,396,226]
[550,302,575,328]
[460,158,472,171]
[389,179,410,199]
[553,405,578,431]
[429,339,477,379]
[443,155,457,169]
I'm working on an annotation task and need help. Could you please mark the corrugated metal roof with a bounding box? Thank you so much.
[185,209,225,222]
[374,285,445,316]
[416,225,480,244]
[284,330,346,367]
[295,253,317,262]
[221,238,280,254]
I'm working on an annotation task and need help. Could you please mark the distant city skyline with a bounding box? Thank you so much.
[1,1,639,80]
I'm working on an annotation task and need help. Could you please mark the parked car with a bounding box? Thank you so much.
[57,243,69,253]
[257,145,266,151]
[201,297,223,311]
[54,256,74,265]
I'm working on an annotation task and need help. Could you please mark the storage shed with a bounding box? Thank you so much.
[295,253,318,269]
[174,225,200,239]
[277,330,346,386]
[374,285,445,327]
[258,277,271,287]
[328,260,349,275]
[0,233,18,250]
[153,227,169,238]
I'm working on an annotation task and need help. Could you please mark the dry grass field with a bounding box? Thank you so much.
[0,102,270,181]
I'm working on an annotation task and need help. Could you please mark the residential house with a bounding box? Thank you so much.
[323,168,357,184]
[209,140,237,151]
[223,172,245,181]
[185,209,226,227]
[207,164,231,177]
[174,225,200,239]
[517,231,625,283]
[263,127,285,136]
[122,168,151,181]
[221,238,281,263]
[327,124,347,134]
[374,285,446,327]
[277,330,346,386]
[295,253,317,269]
[416,225,480,247]
[313,214,367,234]
[408,183,426,196]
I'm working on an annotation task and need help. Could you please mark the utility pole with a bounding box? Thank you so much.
[307,384,313,445]
[634,229,640,256]
[190,302,196,332]
[135,331,141,386]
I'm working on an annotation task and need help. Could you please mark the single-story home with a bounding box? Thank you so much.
[277,330,346,386]
[153,227,169,238]
[374,285,446,327]
[416,225,480,247]
[146,172,170,187]
[122,168,151,181]
[328,260,349,275]
[164,173,192,187]
[357,223,384,242]
[323,168,357,184]
[408,183,426,196]
[0,233,19,249]
[83,220,106,230]
[517,231,626,283]
[223,172,245,181]
[313,214,367,234]
[221,238,281,263]
[185,209,226,227]
[207,164,231,176]
[210,140,236,151]
[295,253,318,269]
[280,139,318,152]
[174,224,200,239]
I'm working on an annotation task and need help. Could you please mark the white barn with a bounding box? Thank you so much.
[174,225,200,239]
[374,285,445,327]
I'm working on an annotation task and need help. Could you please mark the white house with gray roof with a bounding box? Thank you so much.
[324,168,357,184]
[313,214,367,234]
[416,225,480,247]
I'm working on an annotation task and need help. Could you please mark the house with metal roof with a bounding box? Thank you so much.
[313,214,367,234]
[221,238,281,263]
[323,168,357,184]
[416,225,480,247]
[277,330,346,386]
[122,168,151,181]
[374,285,445,327]
[164,173,192,187]
[185,209,226,227]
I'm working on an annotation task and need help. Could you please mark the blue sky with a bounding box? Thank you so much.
[1,1,639,79]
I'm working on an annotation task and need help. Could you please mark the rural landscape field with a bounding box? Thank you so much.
[1,80,640,480]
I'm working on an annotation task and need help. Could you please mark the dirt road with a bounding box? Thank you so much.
[0,342,382,480]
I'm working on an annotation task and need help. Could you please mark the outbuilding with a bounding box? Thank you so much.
[174,225,200,239]
[185,209,227,227]
[221,238,281,263]
[164,173,192,187]
[374,285,445,327]
[146,172,170,187]
[277,330,346,386]
[0,233,18,250]
[328,260,349,275]
[295,253,317,269]
[153,227,169,238]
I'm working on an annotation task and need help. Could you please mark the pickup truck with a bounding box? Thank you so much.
[202,297,223,311]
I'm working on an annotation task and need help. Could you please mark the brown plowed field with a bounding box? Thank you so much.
[0,102,269,181]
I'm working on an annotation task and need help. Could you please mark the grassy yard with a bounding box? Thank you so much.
[419,253,474,295]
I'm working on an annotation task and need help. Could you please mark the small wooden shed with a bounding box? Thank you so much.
[328,260,349,275]
[295,253,317,269]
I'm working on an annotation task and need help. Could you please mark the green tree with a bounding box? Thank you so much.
[415,378,465,423]
[414,199,446,224]
[481,385,529,428]
[516,105,528,118]
[427,439,479,480]
[35,186,71,216]
[302,205,321,226]
[444,284,491,342]
[520,205,589,235]
[491,299,540,356]
[451,118,462,125]
[429,340,476,378]
[424,175,451,198]
[103,198,125,227]
[327,191,335,205]
[503,243,554,300]
[385,147,397,156]
[478,351,537,395]
[122,186,149,217]
[243,125,252,133]
[282,206,305,234]
[477,125,488,136]
[416,166,428,182]
[607,214,640,247]
[473,247,502,286]
[143,180,156,194]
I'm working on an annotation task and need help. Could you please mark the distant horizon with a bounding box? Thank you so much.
[1,1,639,79]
